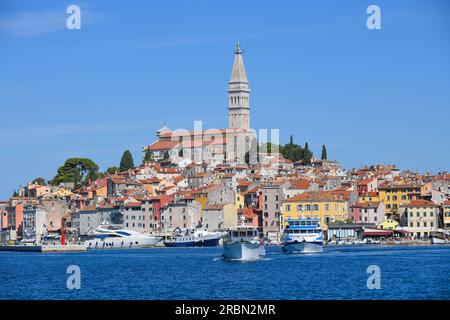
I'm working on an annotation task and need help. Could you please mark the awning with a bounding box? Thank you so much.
[363,230,394,237]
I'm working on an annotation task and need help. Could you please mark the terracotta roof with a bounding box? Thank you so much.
[407,200,439,207]
[284,191,347,203]
[146,140,179,150]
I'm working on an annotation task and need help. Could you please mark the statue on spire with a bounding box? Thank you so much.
[235,41,242,54]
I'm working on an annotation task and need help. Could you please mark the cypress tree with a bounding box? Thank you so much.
[120,150,135,172]
[321,144,327,160]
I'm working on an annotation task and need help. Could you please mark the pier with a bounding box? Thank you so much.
[0,244,87,252]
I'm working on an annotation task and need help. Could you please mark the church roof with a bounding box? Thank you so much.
[229,42,248,84]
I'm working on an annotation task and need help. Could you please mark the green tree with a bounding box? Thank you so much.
[163,151,170,161]
[143,149,154,163]
[302,142,313,165]
[106,166,119,175]
[13,190,18,197]
[32,177,47,186]
[119,150,135,172]
[289,134,293,145]
[50,158,100,188]
[321,144,327,160]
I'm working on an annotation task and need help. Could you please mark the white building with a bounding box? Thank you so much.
[22,206,47,243]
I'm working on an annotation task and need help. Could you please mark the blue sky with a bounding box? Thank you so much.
[0,0,449,199]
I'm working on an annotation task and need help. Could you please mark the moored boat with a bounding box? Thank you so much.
[282,217,324,254]
[84,225,163,249]
[163,228,196,247]
[431,231,450,244]
[223,226,265,261]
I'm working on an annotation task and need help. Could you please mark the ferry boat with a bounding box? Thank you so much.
[223,226,265,261]
[84,225,163,249]
[164,228,224,247]
[282,217,324,254]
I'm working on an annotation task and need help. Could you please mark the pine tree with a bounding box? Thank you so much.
[321,144,327,160]
[119,150,135,172]
[289,135,293,145]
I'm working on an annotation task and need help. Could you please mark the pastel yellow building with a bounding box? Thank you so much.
[281,191,348,231]
[380,216,399,230]
[235,192,245,209]
[378,183,420,214]
[359,192,380,203]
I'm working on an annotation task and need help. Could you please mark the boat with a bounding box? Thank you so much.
[193,229,225,247]
[163,228,196,247]
[163,228,225,247]
[223,226,265,261]
[282,217,324,254]
[431,231,450,244]
[84,225,163,249]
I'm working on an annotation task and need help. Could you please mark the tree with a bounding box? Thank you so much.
[106,166,119,175]
[163,151,170,161]
[119,150,135,172]
[289,134,293,145]
[321,145,327,160]
[302,142,313,165]
[50,158,100,188]
[32,177,47,186]
[143,149,154,164]
[12,190,18,197]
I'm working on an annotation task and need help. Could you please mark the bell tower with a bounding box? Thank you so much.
[228,42,250,130]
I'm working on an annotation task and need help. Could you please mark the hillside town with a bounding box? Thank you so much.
[1,43,449,246]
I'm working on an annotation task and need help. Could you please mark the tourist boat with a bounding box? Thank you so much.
[223,226,265,261]
[164,228,225,247]
[282,217,324,254]
[84,225,163,249]
[431,231,450,244]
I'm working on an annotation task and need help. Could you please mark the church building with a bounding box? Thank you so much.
[144,43,257,165]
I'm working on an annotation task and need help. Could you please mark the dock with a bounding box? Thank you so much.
[0,244,87,252]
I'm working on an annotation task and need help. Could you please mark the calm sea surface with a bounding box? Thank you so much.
[0,245,449,300]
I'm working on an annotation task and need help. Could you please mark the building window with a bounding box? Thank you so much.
[306,205,311,211]
[297,205,303,212]
[286,205,291,212]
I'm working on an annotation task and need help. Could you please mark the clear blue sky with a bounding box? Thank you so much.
[0,0,449,199]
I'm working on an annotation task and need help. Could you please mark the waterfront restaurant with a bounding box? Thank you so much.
[327,223,376,240]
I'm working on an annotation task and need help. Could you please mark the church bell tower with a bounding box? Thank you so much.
[228,42,250,130]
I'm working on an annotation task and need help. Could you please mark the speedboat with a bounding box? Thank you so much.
[84,225,163,249]
[223,226,265,261]
[282,217,324,254]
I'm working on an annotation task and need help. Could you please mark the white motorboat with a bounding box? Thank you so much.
[84,225,163,249]
[223,226,265,261]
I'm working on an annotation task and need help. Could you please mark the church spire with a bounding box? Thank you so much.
[230,41,248,84]
[228,42,250,130]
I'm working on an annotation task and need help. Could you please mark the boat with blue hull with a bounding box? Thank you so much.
[163,228,224,247]
[282,217,324,254]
